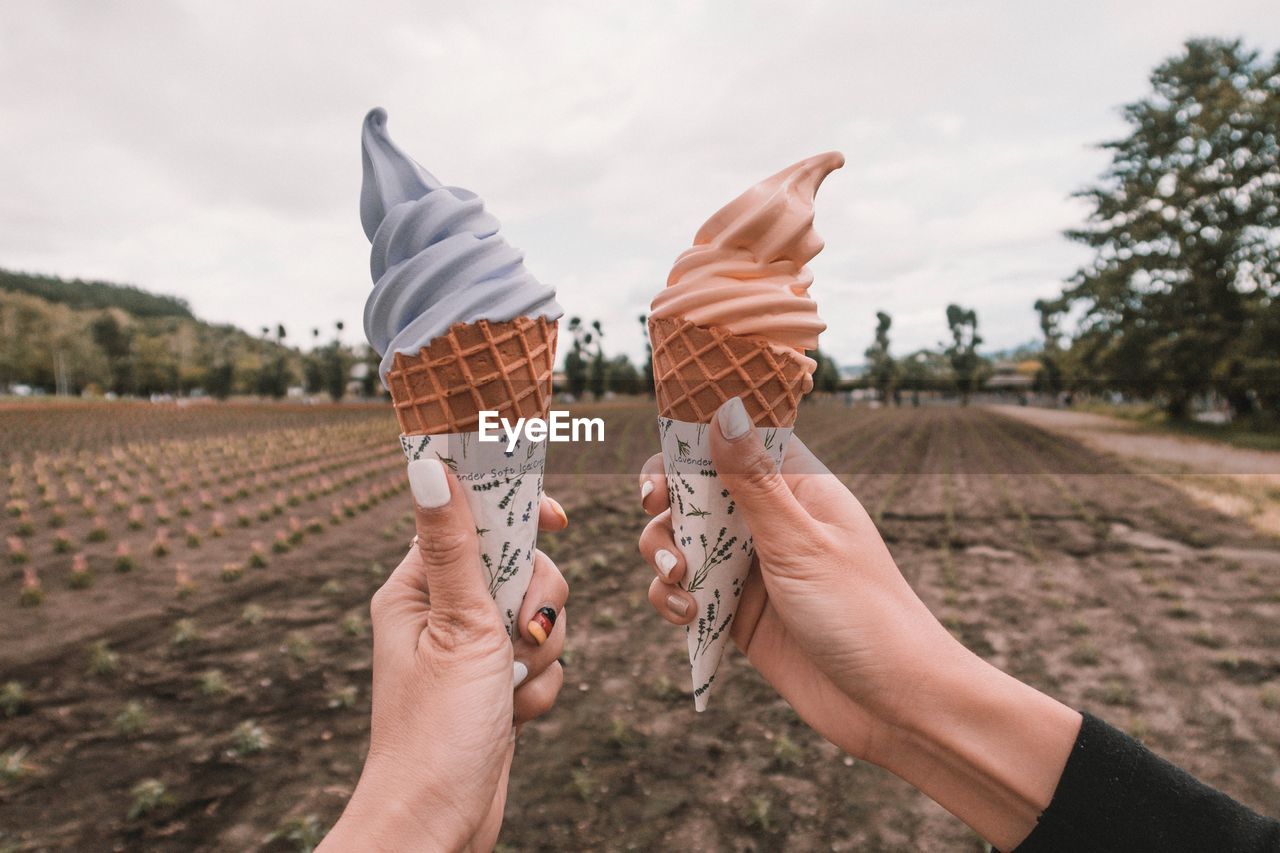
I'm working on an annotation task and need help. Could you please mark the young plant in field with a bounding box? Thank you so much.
[48,509,66,528]
[209,511,226,538]
[229,720,270,757]
[86,516,109,542]
[1,746,36,785]
[199,669,229,697]
[285,631,314,663]
[14,512,35,536]
[113,700,148,736]
[86,640,120,676]
[114,542,135,572]
[172,618,201,647]
[19,566,42,607]
[305,517,324,535]
[272,530,291,554]
[151,528,171,558]
[1,681,27,718]
[178,498,194,518]
[287,516,304,546]
[68,553,92,589]
[154,501,172,524]
[237,508,252,528]
[328,685,359,709]
[267,814,325,851]
[1070,639,1102,667]
[175,563,195,599]
[7,535,29,565]
[127,505,146,530]
[127,778,172,820]
[247,540,268,569]
[52,530,73,554]
[221,562,244,582]
[771,733,805,768]
[240,603,265,626]
[340,612,367,637]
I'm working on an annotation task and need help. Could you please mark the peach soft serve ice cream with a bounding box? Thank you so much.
[650,152,843,390]
[648,152,843,710]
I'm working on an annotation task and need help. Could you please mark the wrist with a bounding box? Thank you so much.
[863,640,1081,851]
[322,770,472,852]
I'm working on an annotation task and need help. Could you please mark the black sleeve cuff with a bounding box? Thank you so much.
[1014,712,1280,852]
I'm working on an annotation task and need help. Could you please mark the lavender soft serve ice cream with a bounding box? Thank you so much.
[360,108,562,383]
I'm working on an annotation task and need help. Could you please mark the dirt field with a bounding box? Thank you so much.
[2,400,1278,851]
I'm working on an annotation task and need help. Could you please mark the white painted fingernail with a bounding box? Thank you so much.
[655,549,678,579]
[718,398,751,440]
[640,480,654,502]
[512,661,529,688]
[407,459,449,509]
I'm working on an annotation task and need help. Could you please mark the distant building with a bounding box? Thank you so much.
[985,359,1039,391]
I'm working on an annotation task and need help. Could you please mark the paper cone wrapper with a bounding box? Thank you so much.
[659,416,791,710]
[400,432,547,639]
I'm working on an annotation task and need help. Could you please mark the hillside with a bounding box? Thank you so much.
[0,269,194,320]
[0,269,372,399]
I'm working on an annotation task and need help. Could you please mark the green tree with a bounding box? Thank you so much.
[563,318,587,399]
[638,314,654,395]
[864,311,897,403]
[811,350,840,394]
[1046,39,1280,419]
[945,304,984,405]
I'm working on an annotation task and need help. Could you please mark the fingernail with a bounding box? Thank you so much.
[528,606,556,645]
[640,479,654,502]
[513,661,529,688]
[655,549,678,580]
[666,593,689,617]
[407,459,449,508]
[718,397,751,441]
[547,497,568,528]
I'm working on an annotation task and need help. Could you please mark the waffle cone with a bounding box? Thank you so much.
[386,317,557,435]
[649,316,807,427]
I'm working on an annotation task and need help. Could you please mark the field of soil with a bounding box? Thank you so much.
[2,399,1278,851]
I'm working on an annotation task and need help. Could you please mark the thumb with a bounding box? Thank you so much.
[709,398,819,557]
[405,458,496,620]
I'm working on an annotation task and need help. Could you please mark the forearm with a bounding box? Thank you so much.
[866,639,1081,852]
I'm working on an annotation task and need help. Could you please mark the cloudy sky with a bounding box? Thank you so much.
[3,2,1278,367]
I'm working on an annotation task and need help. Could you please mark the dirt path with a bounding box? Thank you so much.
[993,405,1280,537]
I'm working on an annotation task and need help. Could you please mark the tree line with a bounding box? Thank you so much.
[0,282,376,401]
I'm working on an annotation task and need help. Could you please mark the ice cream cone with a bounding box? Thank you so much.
[385,316,557,436]
[649,316,807,428]
[655,411,793,712]
[648,151,842,709]
[389,316,557,638]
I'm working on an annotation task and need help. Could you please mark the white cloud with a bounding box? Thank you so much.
[1,1,1277,365]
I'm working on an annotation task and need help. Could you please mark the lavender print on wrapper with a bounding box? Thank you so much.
[658,416,791,711]
[400,431,548,639]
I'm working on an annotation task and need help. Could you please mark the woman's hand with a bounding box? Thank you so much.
[322,458,568,852]
[638,398,1080,851]
[639,401,946,758]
